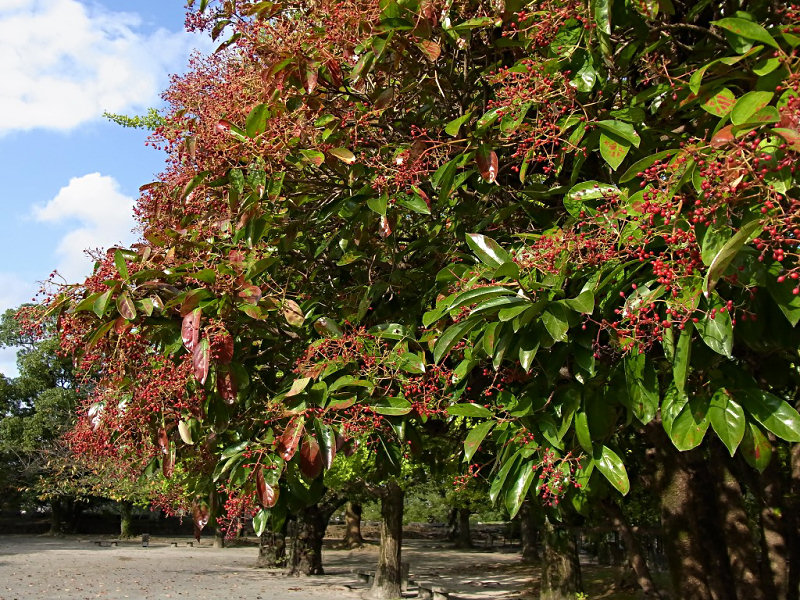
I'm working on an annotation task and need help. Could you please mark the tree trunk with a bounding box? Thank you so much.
[48,498,65,535]
[48,497,80,535]
[369,481,404,600]
[213,527,225,548]
[257,519,288,568]
[119,501,134,539]
[540,518,582,600]
[758,459,789,600]
[601,499,660,598]
[520,500,540,563]
[788,438,800,600]
[343,501,364,548]
[453,508,472,549]
[287,504,327,576]
[709,446,765,600]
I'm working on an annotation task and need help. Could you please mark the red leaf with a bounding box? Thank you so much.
[193,338,210,384]
[277,418,304,461]
[256,466,279,508]
[327,60,343,87]
[476,145,499,183]
[711,125,735,147]
[299,436,323,479]
[116,291,136,321]
[417,40,441,62]
[157,428,169,454]
[217,369,238,404]
[182,309,201,352]
[215,120,232,133]
[163,447,175,479]
[215,331,234,364]
[379,215,393,238]
[191,501,209,542]
[113,317,131,335]
[300,64,319,94]
[238,285,262,305]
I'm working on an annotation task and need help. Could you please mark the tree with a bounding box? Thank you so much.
[41,1,800,598]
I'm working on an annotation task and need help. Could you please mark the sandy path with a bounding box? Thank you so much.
[0,536,532,600]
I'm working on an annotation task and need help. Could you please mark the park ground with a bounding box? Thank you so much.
[0,530,646,600]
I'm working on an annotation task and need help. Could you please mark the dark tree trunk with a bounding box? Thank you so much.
[286,494,345,576]
[601,499,661,598]
[257,519,288,568]
[343,501,364,548]
[758,459,790,600]
[287,504,328,576]
[119,501,134,539]
[453,508,472,549]
[788,439,800,600]
[649,425,713,600]
[213,527,225,548]
[519,500,540,563]
[369,481,404,600]
[48,497,81,535]
[709,446,765,600]
[540,518,582,600]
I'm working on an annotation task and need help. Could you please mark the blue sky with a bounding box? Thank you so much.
[0,0,211,375]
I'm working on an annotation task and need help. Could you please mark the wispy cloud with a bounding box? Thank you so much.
[33,173,137,284]
[0,0,202,135]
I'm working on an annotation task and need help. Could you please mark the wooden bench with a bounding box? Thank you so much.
[356,570,372,583]
[141,534,151,548]
[93,540,118,547]
[417,581,450,600]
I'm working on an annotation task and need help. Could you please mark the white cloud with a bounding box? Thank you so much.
[0,0,202,135]
[34,173,136,283]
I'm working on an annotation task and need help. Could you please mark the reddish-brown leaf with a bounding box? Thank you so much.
[476,145,499,183]
[379,215,393,238]
[215,120,232,133]
[191,501,209,542]
[113,317,131,335]
[215,331,234,364]
[299,436,323,479]
[193,338,210,384]
[282,299,305,326]
[157,427,169,453]
[238,284,262,305]
[300,64,319,94]
[217,369,238,404]
[327,60,343,87]
[163,447,175,479]
[182,309,201,352]
[277,417,305,461]
[116,291,137,321]
[256,466,279,508]
[711,125,735,147]
[417,40,441,62]
[411,185,431,211]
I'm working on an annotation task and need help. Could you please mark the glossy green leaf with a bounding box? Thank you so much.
[695,298,733,358]
[713,17,778,48]
[489,450,520,503]
[542,304,570,342]
[444,112,472,137]
[505,464,535,518]
[464,421,494,462]
[563,291,594,314]
[708,388,745,456]
[466,233,512,269]
[93,289,113,318]
[702,88,736,117]
[434,317,482,363]
[669,396,710,451]
[594,445,629,495]
[740,421,772,472]
[730,91,774,126]
[672,324,692,394]
[245,103,271,137]
[114,249,129,281]
[704,220,761,295]
[596,120,640,147]
[373,396,412,416]
[739,389,800,442]
[599,133,631,170]
[448,403,493,418]
[624,352,659,424]
[564,181,620,216]
[575,410,592,453]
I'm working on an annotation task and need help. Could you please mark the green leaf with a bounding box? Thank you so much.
[695,298,733,358]
[766,262,800,326]
[434,317,482,363]
[599,133,631,170]
[575,411,592,453]
[563,291,594,314]
[435,158,458,204]
[489,450,520,503]
[701,88,736,117]
[740,421,772,472]
[542,304,570,342]
[669,396,710,451]
[114,250,129,281]
[367,193,388,216]
[730,91,774,126]
[245,103,271,137]
[253,509,269,537]
[739,389,800,442]
[624,352,659,425]
[596,120,640,147]
[593,445,629,495]
[564,181,620,216]
[373,396,412,416]
[464,421,494,462]
[329,147,356,164]
[93,289,113,318]
[712,17,778,48]
[466,233,512,269]
[452,16,500,30]
[708,388,746,456]
[672,323,692,394]
[620,150,678,183]
[444,112,472,137]
[448,403,493,418]
[703,220,761,295]
[505,464,535,519]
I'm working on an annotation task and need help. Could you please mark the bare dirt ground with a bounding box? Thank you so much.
[0,533,640,600]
